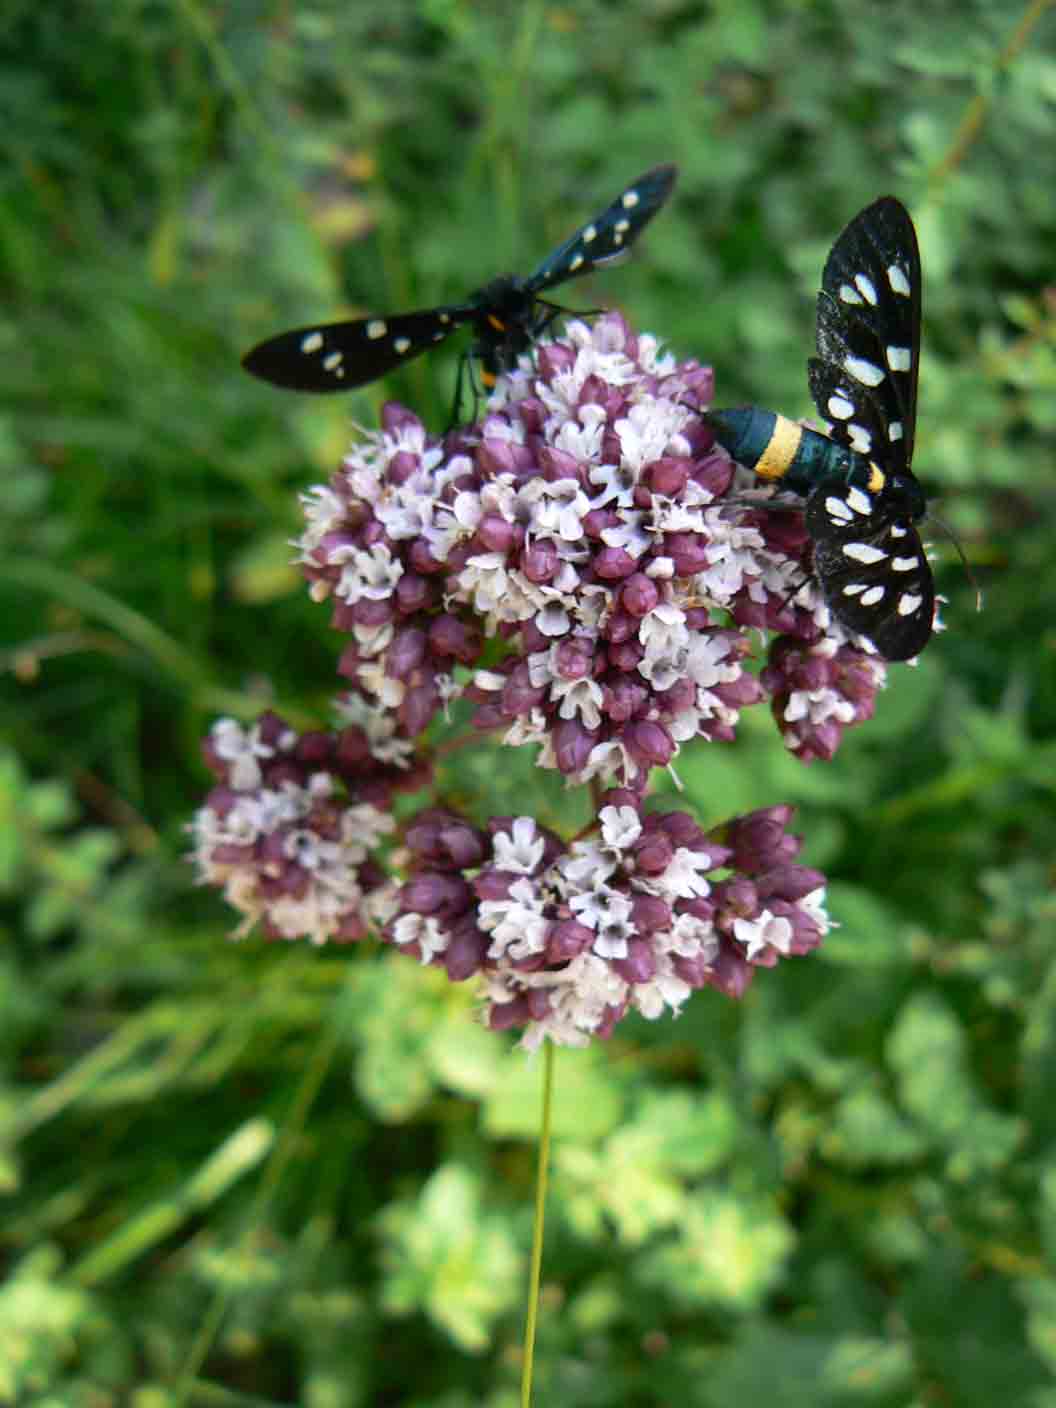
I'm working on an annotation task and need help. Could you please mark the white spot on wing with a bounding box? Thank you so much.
[886,345,912,372]
[861,585,886,606]
[843,542,888,565]
[827,394,855,420]
[301,332,324,354]
[846,486,873,515]
[844,356,886,387]
[892,555,918,572]
[825,496,854,523]
[889,524,908,538]
[854,273,878,305]
[848,424,872,454]
[582,224,597,244]
[622,190,641,210]
[887,264,911,297]
[323,353,344,375]
[897,592,923,616]
[569,253,585,272]
[366,320,387,340]
[842,583,868,597]
[394,337,411,354]
[889,421,903,441]
[838,283,863,305]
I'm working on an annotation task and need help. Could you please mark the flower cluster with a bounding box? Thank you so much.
[189,311,886,1043]
[294,313,884,788]
[385,799,828,1049]
[190,706,423,944]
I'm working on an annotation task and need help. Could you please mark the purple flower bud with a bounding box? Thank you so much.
[502,661,548,716]
[352,598,394,627]
[394,573,436,613]
[537,343,576,379]
[546,919,595,962]
[656,678,695,717]
[521,539,559,584]
[477,437,518,476]
[593,547,638,580]
[648,458,690,496]
[387,450,420,485]
[713,674,764,709]
[554,719,599,776]
[704,938,755,998]
[489,996,533,1031]
[408,538,443,574]
[295,731,333,767]
[691,450,732,498]
[755,865,826,903]
[517,397,546,433]
[603,611,638,644]
[381,402,423,436]
[626,720,674,768]
[634,830,673,875]
[429,614,481,664]
[445,918,489,980]
[673,952,715,988]
[609,639,645,673]
[621,572,660,617]
[602,677,648,722]
[476,513,517,553]
[614,938,657,984]
[400,872,470,919]
[714,877,760,933]
[399,677,441,736]
[630,894,672,934]
[387,626,428,678]
[538,446,582,483]
[665,532,710,575]
[654,811,708,849]
[583,508,620,539]
[727,807,799,873]
[555,638,594,680]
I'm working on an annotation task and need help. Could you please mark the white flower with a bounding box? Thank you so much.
[599,805,642,851]
[492,818,546,874]
[733,908,794,959]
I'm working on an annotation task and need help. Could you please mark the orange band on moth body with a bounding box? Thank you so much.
[867,462,886,492]
[487,314,506,333]
[755,415,803,481]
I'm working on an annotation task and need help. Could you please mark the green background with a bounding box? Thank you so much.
[3,1,1056,1403]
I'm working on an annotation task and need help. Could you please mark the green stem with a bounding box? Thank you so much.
[927,0,1055,195]
[521,1040,555,1408]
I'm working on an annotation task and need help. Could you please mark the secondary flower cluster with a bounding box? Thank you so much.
[295,313,885,786]
[386,797,827,1048]
[190,706,423,944]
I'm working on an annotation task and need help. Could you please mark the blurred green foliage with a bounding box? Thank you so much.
[2,0,1056,1403]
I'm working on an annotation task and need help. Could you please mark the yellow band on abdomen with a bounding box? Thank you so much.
[755,415,803,481]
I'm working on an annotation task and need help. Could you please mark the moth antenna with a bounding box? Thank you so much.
[927,509,983,613]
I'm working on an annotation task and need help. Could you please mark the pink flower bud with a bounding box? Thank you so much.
[621,572,660,617]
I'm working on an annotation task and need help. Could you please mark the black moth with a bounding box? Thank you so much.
[707,197,934,661]
[242,164,678,424]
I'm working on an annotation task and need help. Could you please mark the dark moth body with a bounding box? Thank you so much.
[242,164,678,421]
[707,197,934,662]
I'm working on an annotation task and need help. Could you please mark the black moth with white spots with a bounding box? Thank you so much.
[707,197,934,661]
[242,164,677,424]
